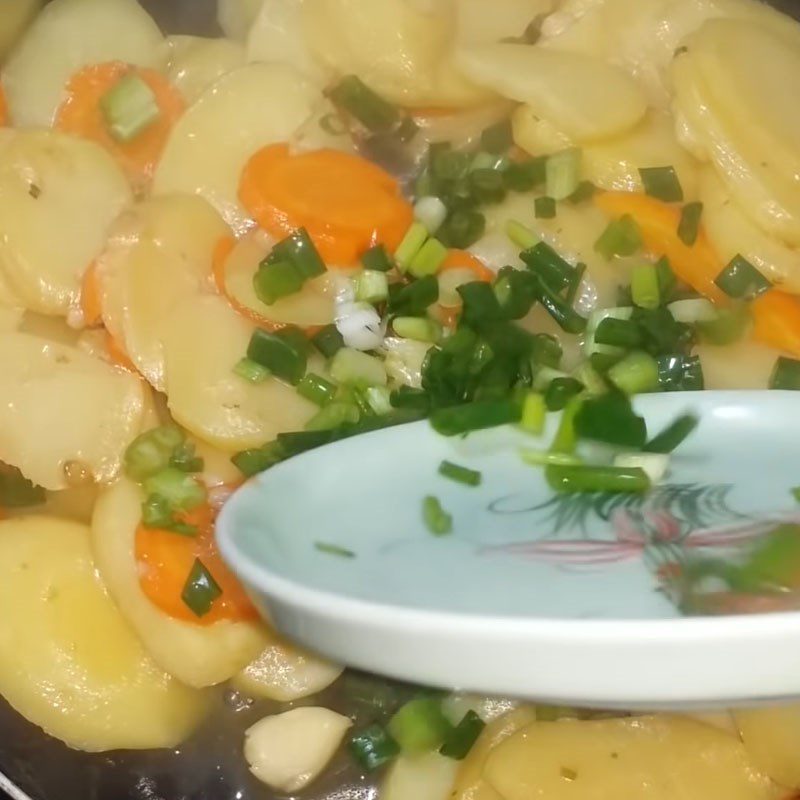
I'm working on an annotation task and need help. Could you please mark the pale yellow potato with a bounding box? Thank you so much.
[95,194,230,391]
[382,752,458,800]
[0,0,42,62]
[2,0,165,128]
[456,44,646,141]
[696,338,778,391]
[700,169,800,294]
[483,715,779,800]
[0,516,208,751]
[456,0,555,46]
[0,332,146,490]
[162,294,317,452]
[303,0,491,108]
[0,130,131,316]
[0,270,23,332]
[153,63,317,236]
[167,35,246,104]
[233,635,343,702]
[736,704,800,789]
[218,0,265,40]
[193,439,244,489]
[92,477,268,687]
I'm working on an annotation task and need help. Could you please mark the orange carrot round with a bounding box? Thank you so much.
[752,291,800,358]
[239,143,413,266]
[55,62,184,189]
[437,249,494,312]
[135,503,258,626]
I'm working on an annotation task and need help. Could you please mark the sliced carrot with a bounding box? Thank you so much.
[437,249,494,318]
[239,143,413,266]
[135,503,259,626]
[752,291,800,358]
[105,330,137,372]
[79,261,104,327]
[54,61,185,189]
[439,249,495,282]
[594,192,727,305]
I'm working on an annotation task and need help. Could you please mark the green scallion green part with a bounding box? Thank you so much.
[431,399,520,436]
[144,467,207,512]
[631,263,661,310]
[520,449,583,468]
[545,377,583,412]
[296,373,337,406]
[311,324,345,358]
[468,168,507,204]
[361,244,394,272]
[438,460,482,487]
[393,316,441,343]
[169,441,204,473]
[181,559,222,618]
[677,201,703,246]
[124,425,185,481]
[607,351,660,394]
[408,237,448,278]
[394,222,429,272]
[567,180,596,204]
[574,393,647,448]
[0,466,45,508]
[270,228,326,279]
[481,119,513,153]
[440,711,485,760]
[643,412,699,453]
[364,385,392,416]
[714,254,772,300]
[505,219,538,250]
[593,317,642,350]
[504,157,546,191]
[99,73,161,143]
[141,493,177,529]
[546,464,651,494]
[594,215,643,260]
[657,354,705,391]
[770,357,800,390]
[327,75,399,133]
[349,725,401,771]
[388,274,439,315]
[520,242,575,293]
[231,441,286,477]
[639,166,684,203]
[305,401,360,431]
[247,327,308,385]
[253,259,304,305]
[520,391,547,434]
[356,269,389,304]
[315,541,356,558]
[655,257,677,300]
[535,195,557,219]
[534,277,588,334]
[388,697,453,754]
[330,347,387,387]
[550,397,583,455]
[422,495,453,536]
[233,357,271,384]
[439,209,485,249]
[546,148,582,201]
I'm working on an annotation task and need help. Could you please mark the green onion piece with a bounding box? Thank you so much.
[593,317,643,350]
[574,393,647,448]
[535,196,557,219]
[521,242,575,293]
[439,209,486,249]
[409,237,448,278]
[391,387,431,411]
[99,73,160,143]
[440,711,485,760]
[468,168,507,204]
[677,201,703,246]
[520,391,547,434]
[181,558,222,618]
[505,219,538,250]
[431,399,520,436]
[589,351,622,375]
[714,254,772,300]
[311,324,345,358]
[631,263,661,310]
[639,166,684,203]
[144,467,206,512]
[395,115,419,143]
[546,148,582,201]
[305,401,360,431]
[657,354,704,391]
[169,441,204,473]
[327,75,399,133]
[457,281,505,326]
[388,275,439,315]
[532,333,563,369]
[594,215,643,260]
[270,228,326,279]
[643,413,699,454]
[607,351,660,394]
[356,269,389,303]
[504,157,547,191]
[546,464,651,494]
[253,259,304,305]
[141,493,176,529]
[393,316,441,343]
[655,257,677,301]
[422,495,453,536]
[520,449,583,467]
[567,181,596,204]
[414,196,448,234]
[247,327,308,385]
[361,244,394,272]
[481,119,513,153]
[394,222,429,272]
[438,460,482,487]
[315,541,356,558]
[296,373,337,406]
[697,303,750,345]
[231,441,286,477]
[349,724,401,771]
[770,357,800,390]
[278,429,337,457]
[124,425,185,481]
[0,465,45,508]
[492,267,537,320]
[667,298,717,324]
[545,377,583,412]
[389,697,453,754]
[429,143,470,182]
[233,357,271,384]
[330,348,387,387]
[534,277,588,334]
[550,397,583,454]
[365,385,392,415]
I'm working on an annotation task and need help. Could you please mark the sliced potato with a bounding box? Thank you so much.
[0,332,145,490]
[0,516,208,751]
[218,0,265,40]
[0,130,131,316]
[153,63,317,236]
[95,194,230,391]
[2,0,165,127]
[167,35,247,104]
[484,715,778,800]
[456,44,646,141]
[0,270,23,332]
[0,0,42,62]
[456,0,554,46]
[162,294,317,452]
[92,478,268,687]
[736,704,800,789]
[382,752,458,800]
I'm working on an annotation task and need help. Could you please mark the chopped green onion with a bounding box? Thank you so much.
[572,361,608,396]
[643,413,699,453]
[296,373,337,406]
[550,397,583,454]
[305,401,360,431]
[468,168,506,204]
[631,263,660,310]
[594,215,643,260]
[458,281,506,327]
[545,148,582,201]
[393,316,441,343]
[391,386,431,411]
[505,219,538,250]
[349,725,401,771]
[414,196,448,234]
[439,209,485,249]
[364,385,392,415]
[593,317,642,350]
[520,449,583,467]
[169,441,204,473]
[388,274,439,315]
[144,468,206,512]
[233,357,271,384]
[696,303,750,345]
[438,460,482,487]
[492,267,537,320]
[567,180,596,204]
[311,324,345,358]
[770,357,800,390]
[535,196,557,219]
[481,119,513,153]
[389,697,452,754]
[141,493,178,530]
[270,228,326,279]
[0,466,45,508]
[574,393,647,448]
[253,259,304,305]
[247,327,308,385]
[545,377,583,411]
[361,244,394,273]
[356,269,389,303]
[532,333,563,369]
[470,151,500,172]
[613,452,670,484]
[429,143,470,182]
[534,277,588,334]
[181,559,222,618]
[657,354,704,391]
[715,255,772,300]
[639,166,684,203]
[655,257,677,301]
[99,73,160,143]
[520,391,547,434]
[315,541,356,558]
[327,75,399,133]
[422,496,453,536]
[504,157,547,191]
[395,116,420,143]
[330,348,387,387]
[521,242,575,293]
[431,399,520,436]
[440,711,485,760]
[667,298,716,324]
[608,351,660,394]
[124,425,185,481]
[546,464,651,494]
[409,237,448,278]
[231,441,286,477]
[584,307,634,357]
[677,201,703,246]
[394,222,429,271]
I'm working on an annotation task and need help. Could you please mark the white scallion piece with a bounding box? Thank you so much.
[613,452,670,484]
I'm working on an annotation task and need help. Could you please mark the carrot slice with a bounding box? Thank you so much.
[55,62,185,189]
[437,249,494,319]
[79,261,104,327]
[752,291,800,358]
[594,192,727,305]
[439,249,495,282]
[105,330,137,372]
[135,503,258,626]
[239,143,413,265]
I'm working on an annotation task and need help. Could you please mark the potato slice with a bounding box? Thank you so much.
[0,130,131,316]
[0,516,208,751]
[167,35,246,104]
[218,0,265,40]
[456,44,646,141]
[736,704,800,789]
[162,294,317,452]
[383,752,459,800]
[95,194,230,391]
[92,477,268,687]
[483,715,778,800]
[456,0,554,46]
[153,63,317,236]
[0,271,24,332]
[2,0,165,128]
[0,0,42,61]
[0,332,145,490]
